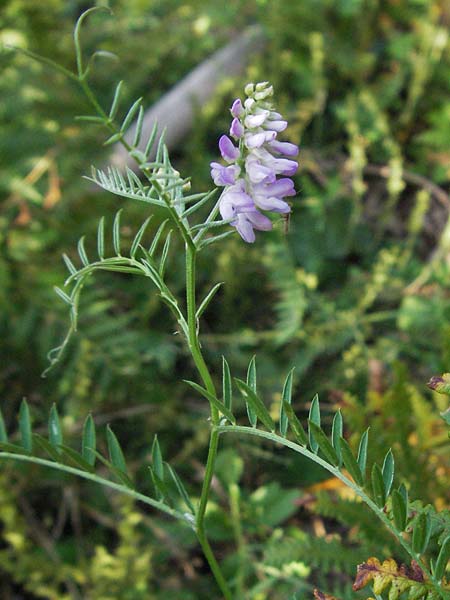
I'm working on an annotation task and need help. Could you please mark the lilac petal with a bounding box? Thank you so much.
[268,140,299,156]
[255,196,291,213]
[219,188,255,220]
[230,117,244,139]
[235,214,256,243]
[264,120,287,132]
[262,178,296,197]
[210,162,240,186]
[245,131,277,149]
[230,98,244,117]
[246,156,276,184]
[244,110,269,128]
[219,135,240,163]
[246,211,273,231]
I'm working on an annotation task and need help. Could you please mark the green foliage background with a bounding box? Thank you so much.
[0,0,449,598]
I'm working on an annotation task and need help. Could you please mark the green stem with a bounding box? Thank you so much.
[216,425,442,595]
[185,244,232,600]
[0,452,187,523]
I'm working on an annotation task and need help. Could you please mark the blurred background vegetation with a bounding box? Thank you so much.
[0,0,449,598]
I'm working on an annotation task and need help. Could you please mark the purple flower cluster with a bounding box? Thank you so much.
[210,82,299,243]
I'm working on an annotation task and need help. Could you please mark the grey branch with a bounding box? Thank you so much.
[110,26,265,171]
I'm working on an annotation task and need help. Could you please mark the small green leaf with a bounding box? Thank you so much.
[0,408,7,443]
[308,394,320,454]
[184,380,235,425]
[133,105,145,147]
[159,231,172,277]
[391,489,407,531]
[77,236,89,267]
[279,368,295,437]
[165,462,195,513]
[106,426,127,474]
[398,482,408,506]
[33,434,61,462]
[109,80,124,119]
[62,253,77,276]
[339,437,364,486]
[93,450,133,488]
[112,209,123,256]
[97,216,105,260]
[331,410,343,466]
[222,357,232,412]
[382,449,395,496]
[82,414,96,466]
[434,534,450,581]
[149,219,168,256]
[246,356,257,427]
[412,511,432,555]
[357,428,370,478]
[308,421,338,466]
[151,435,164,481]
[19,399,32,452]
[104,132,123,146]
[148,466,168,501]
[196,283,223,320]
[282,401,308,445]
[48,404,63,451]
[235,378,275,432]
[54,287,72,305]
[130,217,152,258]
[371,463,386,507]
[144,122,158,158]
[121,97,143,133]
[58,444,95,473]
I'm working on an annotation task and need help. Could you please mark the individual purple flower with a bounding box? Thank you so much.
[219,135,239,162]
[210,81,299,242]
[210,162,240,186]
[230,118,244,139]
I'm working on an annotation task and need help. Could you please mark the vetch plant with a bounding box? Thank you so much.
[2,9,449,599]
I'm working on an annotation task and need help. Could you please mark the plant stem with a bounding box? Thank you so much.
[185,244,232,600]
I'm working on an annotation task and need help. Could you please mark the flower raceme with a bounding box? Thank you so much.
[210,82,299,243]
